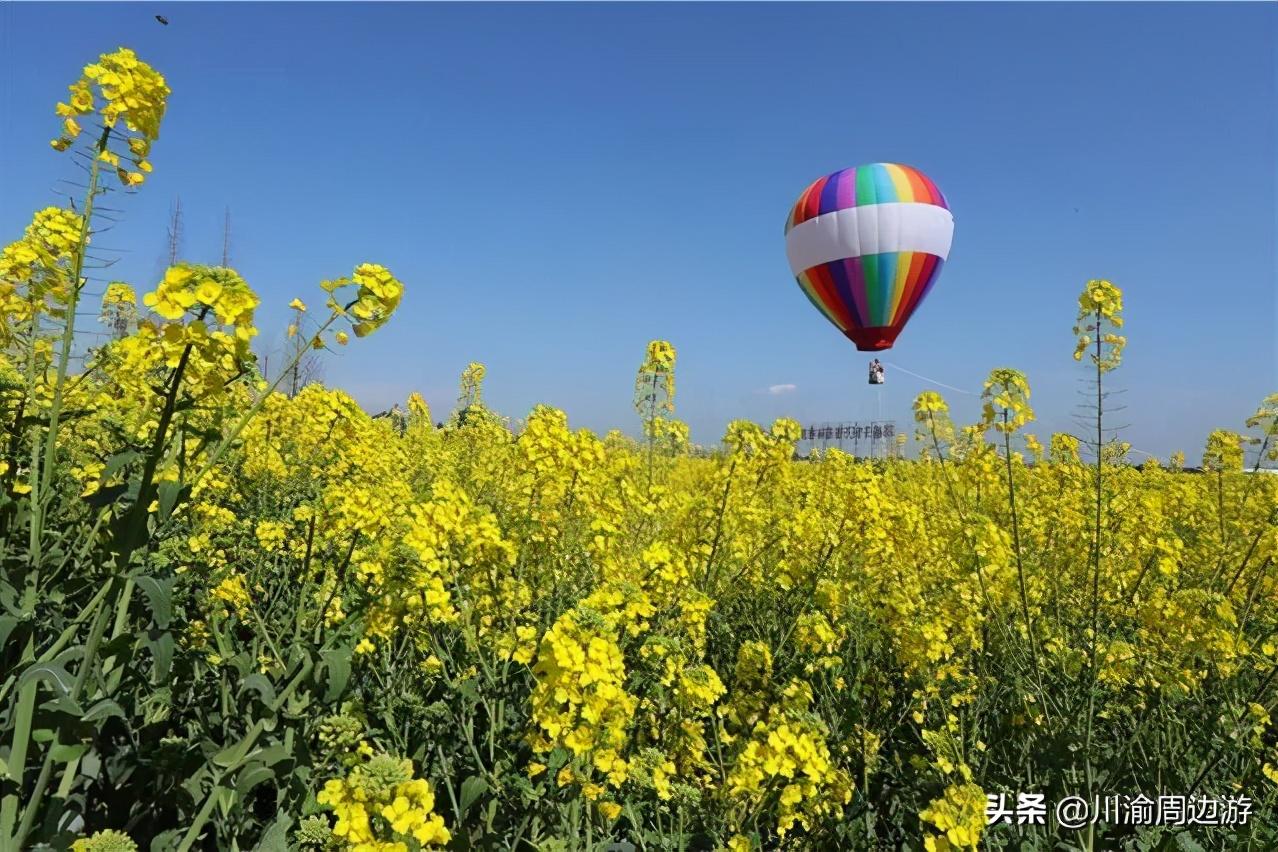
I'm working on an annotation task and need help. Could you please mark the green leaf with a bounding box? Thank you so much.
[227,652,253,677]
[143,686,173,725]
[50,742,89,762]
[103,449,140,479]
[234,763,277,800]
[319,648,351,703]
[106,449,141,477]
[181,767,208,802]
[0,578,22,613]
[84,482,128,508]
[213,733,258,771]
[80,750,101,781]
[256,813,293,852]
[82,698,126,723]
[459,775,488,815]
[250,744,292,770]
[240,673,276,706]
[18,662,74,696]
[149,630,175,682]
[1173,833,1208,852]
[99,633,136,666]
[215,784,235,818]
[0,614,20,649]
[457,678,480,702]
[511,773,535,804]
[135,575,174,629]
[150,829,182,852]
[285,690,312,717]
[156,480,189,521]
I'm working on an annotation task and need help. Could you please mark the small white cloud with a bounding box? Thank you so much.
[767,384,797,396]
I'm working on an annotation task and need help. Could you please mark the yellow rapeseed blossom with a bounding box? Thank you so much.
[316,754,450,849]
[322,263,404,338]
[1246,393,1278,460]
[0,207,86,341]
[71,830,139,852]
[1203,429,1245,473]
[1073,278,1125,370]
[210,573,252,616]
[52,48,169,184]
[530,605,635,784]
[6,84,1278,851]
[919,782,987,850]
[102,281,136,306]
[981,368,1034,434]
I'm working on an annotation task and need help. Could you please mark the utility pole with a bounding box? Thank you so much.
[220,207,232,266]
[165,197,183,266]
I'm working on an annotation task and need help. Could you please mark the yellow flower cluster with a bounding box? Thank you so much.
[210,572,252,617]
[913,390,956,455]
[530,604,636,783]
[643,339,677,373]
[919,782,987,850]
[1050,432,1081,464]
[316,754,451,850]
[102,281,136,306]
[78,265,264,441]
[142,264,259,330]
[0,207,86,339]
[1246,393,1278,461]
[717,652,850,836]
[407,391,431,423]
[726,712,852,836]
[635,339,677,423]
[51,48,168,185]
[981,367,1034,434]
[1202,429,1245,473]
[1072,278,1126,370]
[323,263,405,338]
[71,830,139,852]
[0,206,83,284]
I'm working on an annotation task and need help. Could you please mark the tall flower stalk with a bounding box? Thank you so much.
[37,49,168,532]
[1071,278,1124,852]
[633,340,676,487]
[1,49,169,847]
[982,368,1041,685]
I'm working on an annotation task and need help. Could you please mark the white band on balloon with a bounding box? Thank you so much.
[785,202,954,274]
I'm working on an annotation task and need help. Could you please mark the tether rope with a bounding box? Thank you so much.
[881,361,980,396]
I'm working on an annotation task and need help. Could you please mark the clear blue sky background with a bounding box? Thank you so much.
[2,2,1275,459]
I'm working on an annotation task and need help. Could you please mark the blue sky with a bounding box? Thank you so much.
[1,2,1274,459]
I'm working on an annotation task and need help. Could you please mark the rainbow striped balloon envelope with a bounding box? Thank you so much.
[784,163,953,352]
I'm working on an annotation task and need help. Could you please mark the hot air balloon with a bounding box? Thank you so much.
[784,163,953,360]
